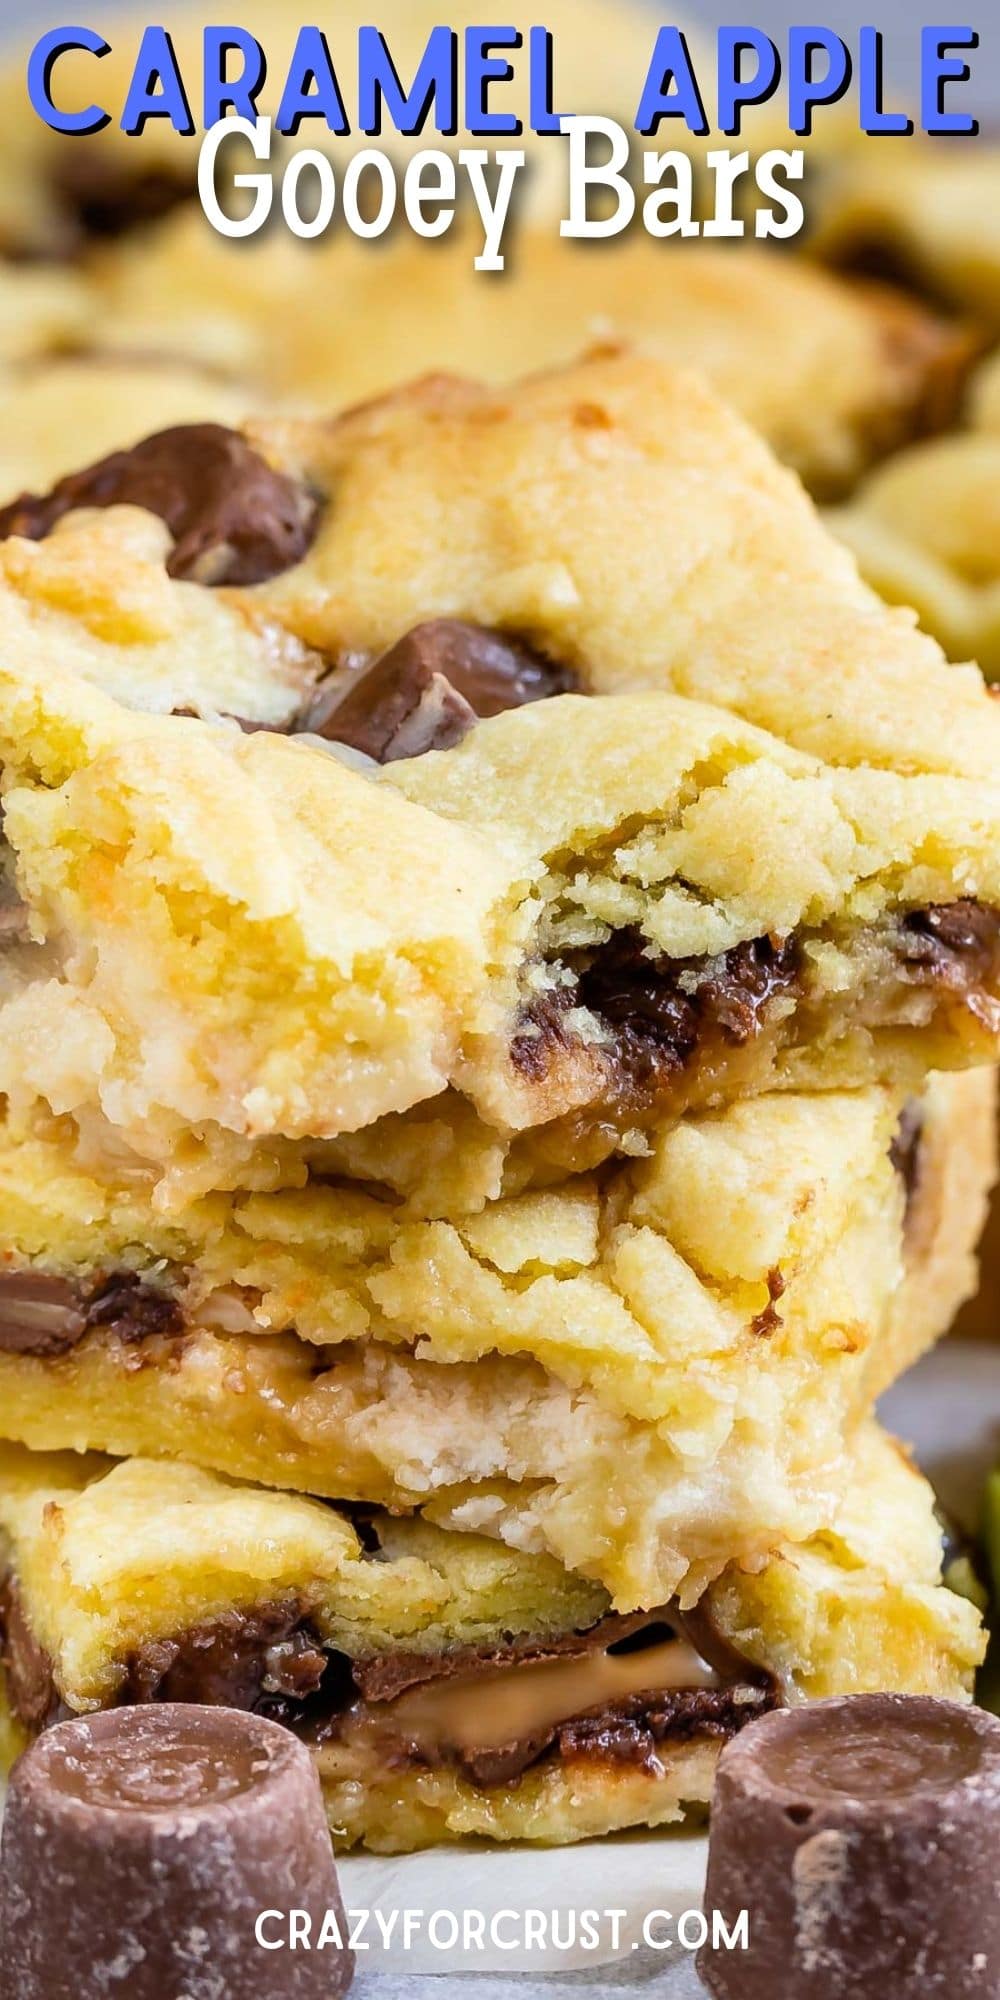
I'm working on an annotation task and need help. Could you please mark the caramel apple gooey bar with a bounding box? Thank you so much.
[0,349,994,1858]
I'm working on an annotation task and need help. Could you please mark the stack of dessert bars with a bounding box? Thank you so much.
[0,352,996,1849]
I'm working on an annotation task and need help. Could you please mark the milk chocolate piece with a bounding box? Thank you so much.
[699,1694,1000,1999]
[0,1271,86,1357]
[0,426,321,586]
[0,1267,183,1358]
[899,899,1000,1006]
[0,1704,354,2000]
[306,619,575,761]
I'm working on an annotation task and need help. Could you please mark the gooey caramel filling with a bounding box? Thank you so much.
[0,1570,778,1798]
[319,1611,779,1787]
[378,1632,719,1759]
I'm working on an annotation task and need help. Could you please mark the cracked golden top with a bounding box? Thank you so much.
[0,357,999,1171]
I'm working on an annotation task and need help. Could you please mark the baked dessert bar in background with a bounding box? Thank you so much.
[812,143,1000,329]
[0,236,973,505]
[9,12,973,512]
[0,1073,990,1609]
[970,350,1000,430]
[0,1423,984,1850]
[0,356,251,507]
[83,226,975,501]
[828,349,1000,677]
[0,267,91,370]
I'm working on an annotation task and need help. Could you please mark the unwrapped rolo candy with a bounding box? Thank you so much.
[0,1703,354,2000]
[699,1693,1000,1999]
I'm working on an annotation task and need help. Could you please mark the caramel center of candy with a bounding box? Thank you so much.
[767,1706,984,1803]
[382,1631,717,1756]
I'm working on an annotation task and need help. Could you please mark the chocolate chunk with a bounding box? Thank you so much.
[305,619,576,762]
[48,150,197,245]
[824,231,947,311]
[322,663,478,763]
[890,1098,925,1217]
[0,1705,354,2000]
[84,1271,185,1343]
[898,900,1000,999]
[0,1576,61,1731]
[884,314,981,457]
[513,929,800,1097]
[555,1682,773,1766]
[0,1271,86,1357]
[456,1730,562,1788]
[124,1599,330,1715]
[0,1266,183,1358]
[0,425,321,587]
[699,1695,1000,2000]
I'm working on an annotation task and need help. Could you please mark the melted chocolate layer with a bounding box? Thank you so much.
[0,1584,777,1787]
[512,929,801,1096]
[513,899,1000,1110]
[353,1611,667,1708]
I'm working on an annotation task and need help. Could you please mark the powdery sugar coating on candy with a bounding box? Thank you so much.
[699,1695,1000,2000]
[0,1704,354,1999]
